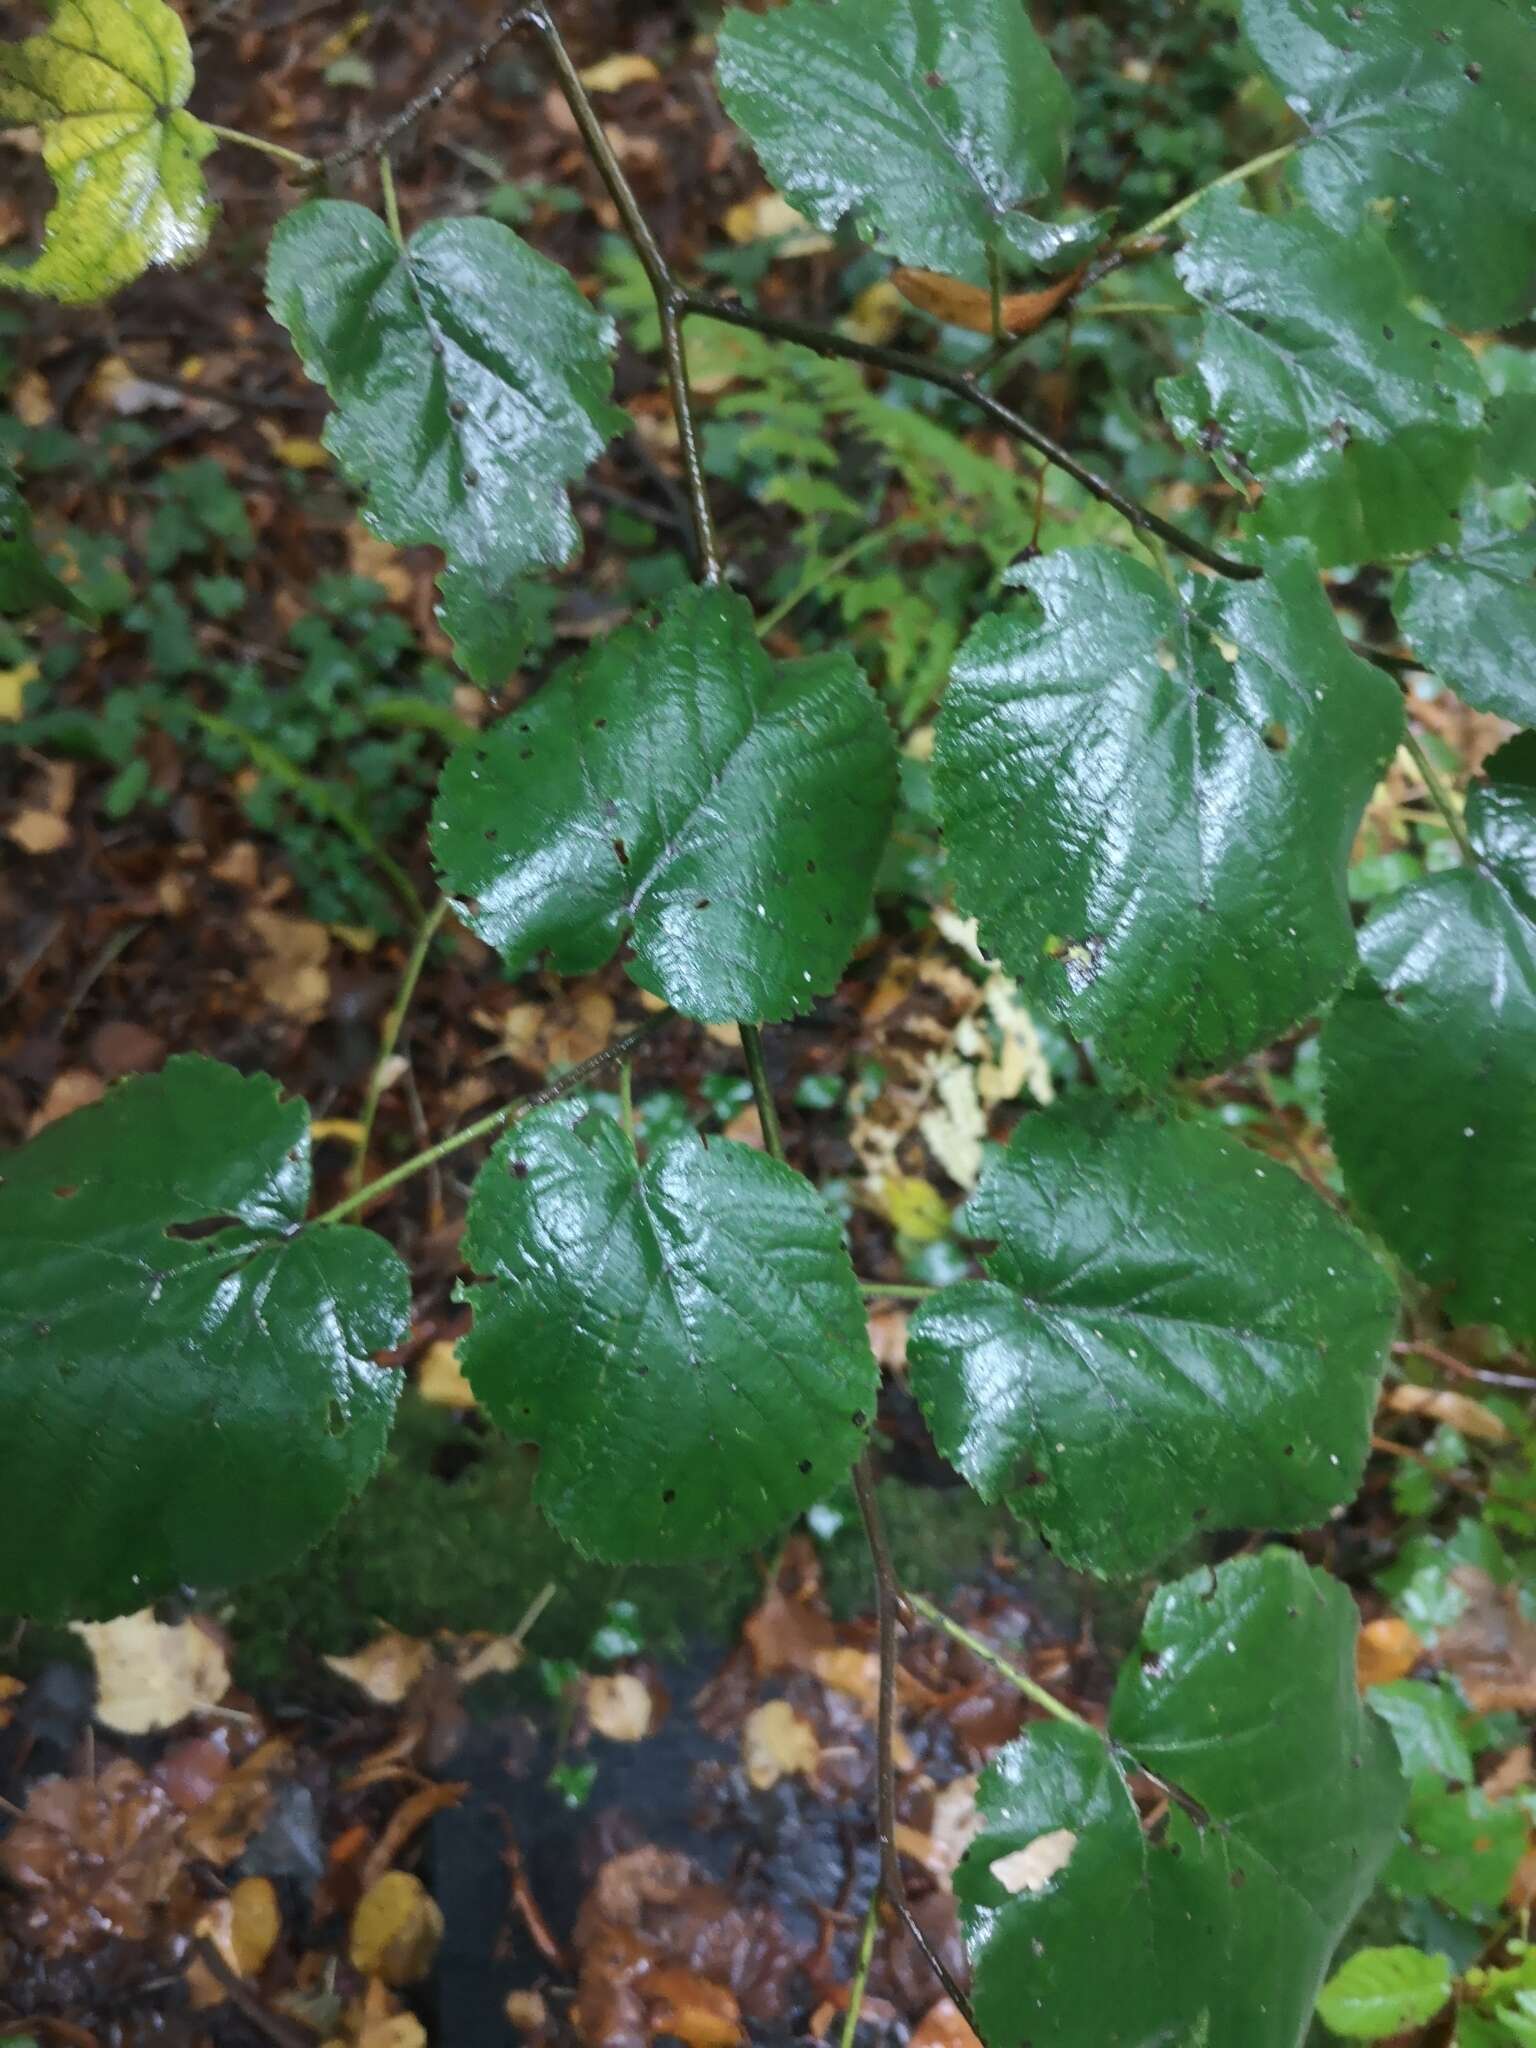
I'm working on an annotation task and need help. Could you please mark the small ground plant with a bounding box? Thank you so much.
[4,2,1535,2042]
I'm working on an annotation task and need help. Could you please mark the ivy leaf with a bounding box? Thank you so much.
[0,462,93,620]
[1161,193,1485,567]
[716,0,1080,286]
[957,1550,1405,2048]
[0,0,217,304]
[1323,734,1536,1340]
[933,541,1403,1082]
[0,1057,407,1621]
[1396,513,1536,727]
[907,1101,1395,1577]
[1316,1948,1454,2040]
[430,585,897,1023]
[460,1101,878,1562]
[266,201,625,665]
[1239,0,1536,331]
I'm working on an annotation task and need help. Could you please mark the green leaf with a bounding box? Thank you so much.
[716,0,1078,285]
[0,1057,407,1621]
[0,0,216,304]
[1396,514,1536,727]
[1388,1780,1529,1917]
[266,202,624,655]
[1161,193,1485,567]
[957,1550,1406,2048]
[1316,1947,1454,2040]
[435,566,533,688]
[1239,0,1536,331]
[1323,735,1536,1339]
[430,585,897,1023]
[0,462,93,619]
[1368,1680,1475,1783]
[459,1101,878,1562]
[907,1101,1395,1577]
[933,541,1403,1082]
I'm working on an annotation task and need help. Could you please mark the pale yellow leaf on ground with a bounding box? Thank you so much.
[722,189,832,254]
[927,1773,982,1879]
[990,1827,1077,1895]
[1384,1383,1511,1443]
[1357,1615,1424,1690]
[876,1173,952,1242]
[841,279,906,347]
[6,808,71,854]
[579,52,659,90]
[586,1672,655,1742]
[350,1870,444,1986]
[12,368,52,425]
[919,1059,986,1190]
[742,1699,821,1790]
[73,1611,231,1734]
[417,1338,477,1408]
[347,524,414,604]
[0,659,39,720]
[248,909,331,1022]
[27,1066,104,1134]
[324,1629,434,1705]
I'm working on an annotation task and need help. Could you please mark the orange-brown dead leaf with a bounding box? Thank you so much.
[912,1998,985,2048]
[1383,1382,1512,1443]
[644,1967,746,2048]
[1357,1615,1424,1691]
[892,264,1085,336]
[1437,1569,1536,1714]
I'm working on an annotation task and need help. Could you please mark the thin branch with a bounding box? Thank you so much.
[906,1593,1087,1728]
[840,1890,881,2048]
[312,1014,669,1226]
[378,150,405,248]
[1392,1340,1536,1392]
[204,122,318,175]
[1402,729,1475,861]
[852,1459,979,2032]
[190,1939,311,2048]
[1132,139,1300,242]
[858,1281,935,1301]
[677,291,1260,582]
[321,12,525,172]
[741,1023,787,1161]
[348,895,449,1193]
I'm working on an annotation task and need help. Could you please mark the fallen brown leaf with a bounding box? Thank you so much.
[325,1629,434,1706]
[350,1870,444,1987]
[1437,1569,1536,1713]
[892,263,1085,335]
[1357,1615,1424,1690]
[73,1610,231,1734]
[1384,1382,1512,1443]
[741,1699,820,1790]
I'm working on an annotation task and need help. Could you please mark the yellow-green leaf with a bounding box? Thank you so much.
[0,0,217,304]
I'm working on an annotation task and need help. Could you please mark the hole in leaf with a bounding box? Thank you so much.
[696,897,711,910]
[510,1159,529,1179]
[613,838,630,868]
[165,1216,240,1241]
[1263,722,1289,752]
[662,1488,676,1505]
[798,1459,812,1475]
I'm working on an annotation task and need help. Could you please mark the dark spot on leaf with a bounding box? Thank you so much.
[326,1399,346,1436]
[851,1410,868,1428]
[33,1320,50,1339]
[463,468,480,488]
[52,1185,78,1199]
[165,1216,239,1241]
[613,837,630,868]
[696,897,711,910]
[1230,1869,1247,1888]
[662,1488,676,1504]
[1466,60,1482,80]
[1382,324,1395,341]
[520,749,533,761]
[594,717,606,728]
[511,1159,529,1179]
[925,68,944,86]
[1283,1443,1294,1456]
[798,1459,812,1474]
[449,399,468,420]
[484,827,498,841]
[805,859,817,874]
[1263,721,1289,752]
[1023,1470,1047,1488]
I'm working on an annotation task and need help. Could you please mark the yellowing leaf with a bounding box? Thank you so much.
[324,1628,434,1705]
[722,189,833,255]
[265,432,331,471]
[350,1870,444,1986]
[578,52,660,91]
[841,279,906,347]
[586,1671,655,1741]
[72,1609,231,1733]
[742,1699,821,1790]
[0,0,217,303]
[310,1117,366,1146]
[878,1173,952,1242]
[417,1337,477,1408]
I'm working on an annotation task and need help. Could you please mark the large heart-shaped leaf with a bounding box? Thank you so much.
[0,0,217,303]
[1161,193,1485,567]
[908,1101,1395,1577]
[430,585,897,1023]
[1323,735,1536,1340]
[0,1057,408,1621]
[958,1549,1406,2048]
[1,462,93,619]
[932,542,1403,1082]
[266,202,625,678]
[716,0,1090,285]
[1396,514,1536,727]
[1239,0,1536,332]
[460,1102,878,1562]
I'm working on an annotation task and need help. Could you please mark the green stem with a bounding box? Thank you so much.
[619,1058,637,1152]
[907,1593,1088,1729]
[858,1281,935,1301]
[678,291,1259,583]
[1133,139,1300,242]
[1403,729,1475,861]
[741,1023,787,1161]
[840,1892,881,2048]
[312,1017,668,1227]
[756,524,912,639]
[378,152,405,248]
[348,896,449,1194]
[1079,300,1196,319]
[204,122,318,175]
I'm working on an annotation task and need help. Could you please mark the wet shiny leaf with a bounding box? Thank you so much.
[1162,193,1485,566]
[1240,0,1536,331]
[461,1101,878,1562]
[0,1057,407,1620]
[1396,513,1536,727]
[430,585,897,1023]
[908,1100,1396,1577]
[0,0,216,303]
[267,202,624,671]
[958,1551,1405,2048]
[716,0,1083,284]
[1323,734,1536,1340]
[933,542,1403,1082]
